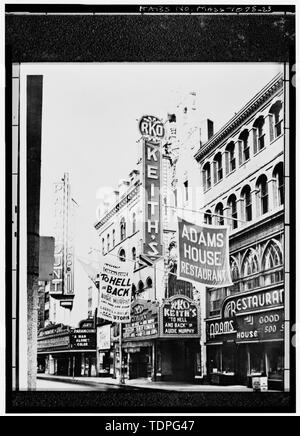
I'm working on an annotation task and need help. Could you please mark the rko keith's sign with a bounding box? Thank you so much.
[139,115,165,141]
[140,115,163,262]
[160,296,200,338]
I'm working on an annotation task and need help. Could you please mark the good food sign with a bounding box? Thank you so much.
[140,115,164,262]
[206,288,285,344]
[160,296,200,338]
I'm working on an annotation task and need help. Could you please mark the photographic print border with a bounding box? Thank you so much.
[5,3,296,415]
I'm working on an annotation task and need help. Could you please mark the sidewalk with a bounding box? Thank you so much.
[37,373,254,392]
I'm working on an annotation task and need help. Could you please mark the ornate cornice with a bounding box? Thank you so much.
[194,73,283,161]
[94,182,141,231]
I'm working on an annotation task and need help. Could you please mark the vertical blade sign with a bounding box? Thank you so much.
[139,116,165,262]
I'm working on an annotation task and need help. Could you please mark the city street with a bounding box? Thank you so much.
[36,378,138,391]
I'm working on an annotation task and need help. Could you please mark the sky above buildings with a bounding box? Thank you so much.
[20,62,283,259]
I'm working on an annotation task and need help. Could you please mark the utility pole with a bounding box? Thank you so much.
[119,322,125,384]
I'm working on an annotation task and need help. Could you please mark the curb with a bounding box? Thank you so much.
[37,375,167,391]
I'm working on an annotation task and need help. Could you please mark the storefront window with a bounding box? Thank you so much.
[267,344,284,380]
[250,344,265,375]
[222,345,235,374]
[208,346,222,374]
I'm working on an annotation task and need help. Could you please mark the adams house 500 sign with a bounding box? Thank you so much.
[160,296,200,338]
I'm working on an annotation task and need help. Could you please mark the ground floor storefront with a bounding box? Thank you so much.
[38,351,97,377]
[37,321,97,377]
[108,296,204,383]
[207,341,284,390]
[206,286,285,390]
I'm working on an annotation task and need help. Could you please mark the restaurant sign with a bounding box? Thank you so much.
[222,288,284,318]
[177,218,232,287]
[160,296,200,338]
[206,309,284,343]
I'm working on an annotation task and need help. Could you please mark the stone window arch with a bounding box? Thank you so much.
[227,194,238,230]
[215,202,224,225]
[256,174,269,215]
[262,239,283,286]
[204,209,212,225]
[269,100,283,141]
[253,115,265,153]
[238,129,250,165]
[120,217,126,241]
[146,277,153,288]
[225,141,236,174]
[273,162,284,207]
[119,248,126,262]
[242,248,260,291]
[241,184,252,222]
[213,152,223,184]
[202,161,211,191]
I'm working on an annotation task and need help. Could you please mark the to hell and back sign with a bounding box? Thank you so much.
[177,218,232,287]
[160,296,200,338]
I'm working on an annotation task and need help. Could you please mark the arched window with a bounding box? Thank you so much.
[202,162,211,191]
[273,162,284,207]
[227,194,238,230]
[263,241,283,270]
[138,280,144,293]
[242,249,260,291]
[132,247,136,261]
[230,257,240,293]
[238,129,250,165]
[204,209,212,225]
[120,217,126,241]
[256,174,269,215]
[102,238,105,255]
[269,100,283,140]
[225,141,236,174]
[215,202,224,225]
[131,284,137,300]
[253,116,265,153]
[107,233,110,252]
[213,152,223,183]
[146,277,153,288]
[241,185,252,222]
[132,212,136,233]
[262,240,283,285]
[112,229,115,247]
[119,248,126,262]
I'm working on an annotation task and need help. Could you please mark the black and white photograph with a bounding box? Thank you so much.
[3,2,297,418]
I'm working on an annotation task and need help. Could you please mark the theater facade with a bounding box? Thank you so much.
[113,296,202,382]
[37,319,97,377]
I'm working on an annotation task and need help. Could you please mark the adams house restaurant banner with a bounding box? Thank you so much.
[98,258,133,323]
[177,217,232,287]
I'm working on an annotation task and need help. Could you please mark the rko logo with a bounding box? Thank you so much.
[139,115,165,140]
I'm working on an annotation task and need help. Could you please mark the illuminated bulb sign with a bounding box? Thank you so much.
[50,175,75,298]
[139,116,164,262]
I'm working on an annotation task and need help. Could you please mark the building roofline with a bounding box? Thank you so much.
[194,72,283,161]
[94,181,141,231]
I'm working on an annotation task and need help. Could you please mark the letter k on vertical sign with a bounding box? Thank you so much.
[142,138,163,262]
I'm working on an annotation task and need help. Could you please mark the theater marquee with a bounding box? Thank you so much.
[160,296,200,338]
